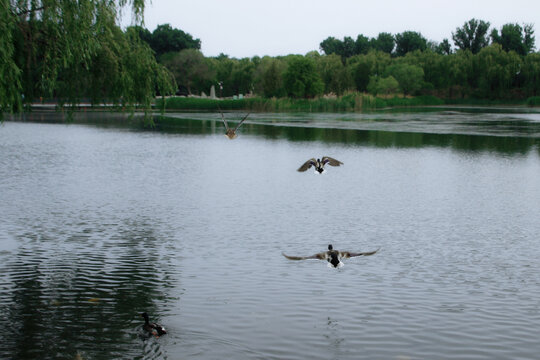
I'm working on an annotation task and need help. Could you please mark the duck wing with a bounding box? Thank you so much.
[297,158,317,172]
[233,112,250,132]
[339,248,380,258]
[282,252,327,260]
[219,107,230,131]
[152,323,167,335]
[322,156,343,167]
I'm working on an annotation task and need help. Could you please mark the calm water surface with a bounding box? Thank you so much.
[1,108,540,360]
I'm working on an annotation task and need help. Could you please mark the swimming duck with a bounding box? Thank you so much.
[220,110,250,139]
[141,312,167,337]
[297,157,343,173]
[282,244,379,268]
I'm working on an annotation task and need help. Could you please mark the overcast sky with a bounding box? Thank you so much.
[134,0,539,58]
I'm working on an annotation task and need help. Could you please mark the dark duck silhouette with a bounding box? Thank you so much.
[220,110,250,139]
[283,244,379,268]
[297,156,343,173]
[141,312,167,337]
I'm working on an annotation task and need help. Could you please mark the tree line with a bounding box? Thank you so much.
[1,3,540,117]
[136,18,539,101]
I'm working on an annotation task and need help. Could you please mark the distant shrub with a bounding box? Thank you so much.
[526,96,540,106]
[156,94,444,112]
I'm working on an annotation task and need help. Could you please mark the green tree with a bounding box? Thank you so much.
[283,55,324,98]
[367,75,399,96]
[521,53,540,96]
[230,58,255,96]
[342,36,356,58]
[255,57,286,98]
[148,24,201,58]
[2,0,175,113]
[436,39,452,55]
[348,50,392,92]
[161,49,214,95]
[395,31,427,56]
[384,62,424,95]
[404,50,444,90]
[355,35,371,55]
[491,23,536,55]
[439,50,474,97]
[1,2,21,113]
[475,44,522,98]
[316,54,351,95]
[452,18,491,54]
[320,37,343,56]
[371,32,395,54]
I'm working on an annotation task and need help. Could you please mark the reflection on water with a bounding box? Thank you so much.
[155,108,540,155]
[1,109,540,359]
[1,222,174,360]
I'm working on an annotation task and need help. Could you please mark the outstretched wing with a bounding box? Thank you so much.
[339,248,380,258]
[218,107,230,131]
[233,113,250,132]
[297,158,317,172]
[322,156,343,167]
[282,252,327,260]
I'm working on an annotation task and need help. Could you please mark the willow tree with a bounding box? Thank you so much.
[1,0,175,114]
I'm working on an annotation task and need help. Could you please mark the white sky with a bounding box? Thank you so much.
[133,0,539,58]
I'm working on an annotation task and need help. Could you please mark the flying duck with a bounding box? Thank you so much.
[220,110,250,139]
[141,312,167,337]
[297,157,343,173]
[282,244,379,268]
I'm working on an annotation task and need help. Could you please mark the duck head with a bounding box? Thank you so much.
[141,312,149,323]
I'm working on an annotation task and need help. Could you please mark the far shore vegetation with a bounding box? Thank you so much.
[2,3,540,117]
[157,94,540,113]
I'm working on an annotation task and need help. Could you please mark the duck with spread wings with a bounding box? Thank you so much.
[283,244,379,268]
[220,110,250,139]
[297,157,343,174]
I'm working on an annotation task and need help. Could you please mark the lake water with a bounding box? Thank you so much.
[1,108,540,360]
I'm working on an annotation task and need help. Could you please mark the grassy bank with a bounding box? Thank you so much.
[156,94,445,112]
[155,94,540,112]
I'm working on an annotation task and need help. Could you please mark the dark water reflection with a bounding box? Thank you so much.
[2,223,173,359]
[155,108,540,155]
[2,109,540,359]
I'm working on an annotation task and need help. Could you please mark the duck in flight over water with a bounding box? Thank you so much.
[283,244,379,268]
[297,157,343,173]
[220,110,250,139]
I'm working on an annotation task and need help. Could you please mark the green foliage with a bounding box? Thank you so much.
[395,31,427,56]
[253,57,286,98]
[452,18,491,54]
[144,24,201,58]
[436,39,452,55]
[320,33,395,58]
[525,96,540,106]
[283,56,324,98]
[355,35,371,55]
[319,37,343,56]
[521,53,540,96]
[367,75,399,96]
[371,33,395,54]
[0,0,21,114]
[158,94,444,112]
[2,0,175,113]
[316,54,351,95]
[384,63,424,95]
[348,51,392,92]
[475,44,522,98]
[161,49,214,95]
[491,23,536,56]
